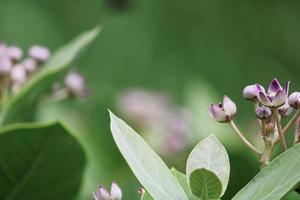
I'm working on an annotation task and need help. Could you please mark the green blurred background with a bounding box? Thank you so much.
[1,0,300,199]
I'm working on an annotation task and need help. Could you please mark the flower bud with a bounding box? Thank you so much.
[93,181,122,200]
[0,58,12,75]
[7,46,23,61]
[10,64,27,84]
[256,106,272,119]
[22,58,37,73]
[209,95,236,122]
[111,181,123,200]
[242,85,257,100]
[64,71,89,98]
[288,92,300,109]
[29,45,50,62]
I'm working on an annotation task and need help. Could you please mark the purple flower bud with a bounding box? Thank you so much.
[93,182,122,200]
[288,92,300,109]
[110,181,123,200]
[29,45,50,62]
[0,58,12,74]
[242,85,257,100]
[256,106,272,119]
[7,46,23,61]
[10,64,27,84]
[209,95,236,122]
[64,71,89,98]
[22,58,37,73]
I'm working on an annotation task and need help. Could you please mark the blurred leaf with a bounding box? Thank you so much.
[171,168,198,200]
[0,26,101,125]
[0,121,85,200]
[109,111,188,200]
[186,134,230,198]
[233,143,300,200]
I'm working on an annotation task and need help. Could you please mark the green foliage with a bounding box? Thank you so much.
[109,111,188,200]
[171,168,198,200]
[186,135,230,199]
[233,143,300,200]
[0,122,86,200]
[0,26,101,125]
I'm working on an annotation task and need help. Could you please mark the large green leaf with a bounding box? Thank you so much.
[186,135,230,199]
[0,26,101,125]
[109,111,188,200]
[233,143,300,200]
[0,121,86,200]
[141,191,154,200]
[171,168,199,200]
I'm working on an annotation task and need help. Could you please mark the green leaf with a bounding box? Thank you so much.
[189,169,222,200]
[186,134,230,199]
[0,121,86,200]
[0,26,101,125]
[171,168,199,200]
[109,111,188,200]
[141,191,154,200]
[233,143,300,200]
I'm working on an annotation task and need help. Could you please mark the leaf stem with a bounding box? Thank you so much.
[229,120,262,155]
[273,108,287,151]
[283,109,300,134]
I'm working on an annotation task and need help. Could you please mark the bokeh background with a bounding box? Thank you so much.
[1,0,300,199]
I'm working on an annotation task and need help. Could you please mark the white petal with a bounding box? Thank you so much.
[223,95,237,117]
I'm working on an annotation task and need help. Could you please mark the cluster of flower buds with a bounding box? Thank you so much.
[209,78,300,166]
[0,42,50,94]
[0,41,89,101]
[117,89,191,156]
[93,181,122,200]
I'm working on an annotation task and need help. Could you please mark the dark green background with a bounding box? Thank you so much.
[1,0,300,199]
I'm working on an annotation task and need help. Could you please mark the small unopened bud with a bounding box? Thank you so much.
[256,106,272,119]
[7,46,23,61]
[22,58,37,73]
[288,92,300,109]
[29,45,50,62]
[0,58,12,75]
[93,181,122,200]
[278,101,293,117]
[64,71,89,98]
[243,85,257,100]
[10,65,27,84]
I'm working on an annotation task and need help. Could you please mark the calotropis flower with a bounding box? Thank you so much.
[256,106,272,119]
[209,95,237,122]
[93,181,122,200]
[257,78,289,107]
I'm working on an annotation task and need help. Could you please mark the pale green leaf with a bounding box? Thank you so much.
[233,143,300,200]
[0,26,101,125]
[109,111,188,200]
[186,134,230,198]
[141,191,154,200]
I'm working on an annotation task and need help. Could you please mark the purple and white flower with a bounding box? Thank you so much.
[93,181,122,200]
[257,78,289,107]
[242,84,264,100]
[209,95,237,122]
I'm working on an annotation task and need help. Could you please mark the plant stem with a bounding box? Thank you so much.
[259,138,274,168]
[229,120,262,155]
[294,117,300,144]
[283,109,300,133]
[273,108,287,151]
